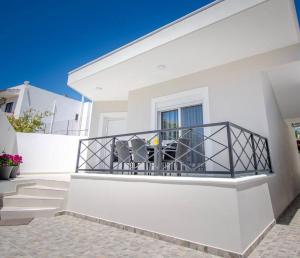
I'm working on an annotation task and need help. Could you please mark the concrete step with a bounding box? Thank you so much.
[3,195,64,208]
[34,179,69,189]
[18,185,68,198]
[0,207,59,220]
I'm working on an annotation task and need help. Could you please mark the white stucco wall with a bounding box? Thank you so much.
[16,133,81,174]
[16,85,82,122]
[122,45,300,218]
[9,84,92,135]
[126,44,300,134]
[89,101,128,137]
[261,74,300,217]
[0,110,17,154]
[67,174,274,254]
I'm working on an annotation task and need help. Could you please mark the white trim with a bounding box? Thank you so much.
[71,173,272,189]
[98,112,127,136]
[151,87,210,130]
[151,87,211,170]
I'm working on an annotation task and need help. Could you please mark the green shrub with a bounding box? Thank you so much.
[7,108,51,133]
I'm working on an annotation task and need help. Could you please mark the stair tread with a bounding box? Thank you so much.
[4,194,64,200]
[1,206,59,211]
[22,185,68,191]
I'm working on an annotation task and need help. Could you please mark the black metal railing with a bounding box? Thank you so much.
[75,122,272,178]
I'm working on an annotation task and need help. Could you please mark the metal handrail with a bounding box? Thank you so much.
[79,121,267,142]
[76,121,272,178]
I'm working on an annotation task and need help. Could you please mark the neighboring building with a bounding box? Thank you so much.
[64,0,300,256]
[0,81,91,135]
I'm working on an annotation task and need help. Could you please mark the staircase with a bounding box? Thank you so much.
[0,179,69,223]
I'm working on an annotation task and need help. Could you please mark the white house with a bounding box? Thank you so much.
[0,0,300,257]
[0,81,91,135]
[64,0,300,256]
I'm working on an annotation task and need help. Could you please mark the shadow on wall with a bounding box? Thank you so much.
[0,111,18,154]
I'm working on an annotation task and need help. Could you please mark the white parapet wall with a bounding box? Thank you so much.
[0,111,17,154]
[17,133,81,174]
[67,174,275,255]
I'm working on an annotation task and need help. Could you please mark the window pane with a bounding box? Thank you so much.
[181,105,205,170]
[181,105,203,127]
[161,110,178,140]
[5,102,13,113]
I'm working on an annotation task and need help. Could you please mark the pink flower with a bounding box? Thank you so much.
[0,154,23,167]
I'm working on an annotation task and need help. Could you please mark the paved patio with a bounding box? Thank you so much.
[0,215,218,258]
[1,195,300,258]
[249,194,300,258]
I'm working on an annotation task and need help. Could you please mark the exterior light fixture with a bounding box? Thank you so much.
[157,64,166,70]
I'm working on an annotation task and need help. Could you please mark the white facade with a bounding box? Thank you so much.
[0,81,91,135]
[66,0,300,255]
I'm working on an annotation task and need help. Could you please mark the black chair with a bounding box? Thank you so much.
[162,143,177,171]
[175,138,190,173]
[131,139,150,173]
[115,141,132,173]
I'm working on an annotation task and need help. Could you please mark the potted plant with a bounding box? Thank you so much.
[0,154,14,180]
[10,154,23,178]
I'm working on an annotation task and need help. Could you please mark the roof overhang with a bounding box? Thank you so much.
[68,0,300,101]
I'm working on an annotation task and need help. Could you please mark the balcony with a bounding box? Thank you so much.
[76,122,272,178]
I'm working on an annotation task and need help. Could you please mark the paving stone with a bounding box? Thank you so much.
[0,215,219,258]
[1,194,300,257]
[249,195,300,258]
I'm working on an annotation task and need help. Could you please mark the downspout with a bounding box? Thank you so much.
[49,100,56,134]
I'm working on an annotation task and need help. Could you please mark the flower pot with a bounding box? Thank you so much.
[10,166,19,178]
[0,166,13,180]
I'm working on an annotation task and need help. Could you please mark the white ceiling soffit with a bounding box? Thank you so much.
[68,0,300,100]
[268,61,300,119]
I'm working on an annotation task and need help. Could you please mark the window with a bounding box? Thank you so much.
[5,102,13,113]
[159,104,203,139]
[161,109,179,140]
[75,113,79,121]
[292,123,300,153]
[159,104,205,169]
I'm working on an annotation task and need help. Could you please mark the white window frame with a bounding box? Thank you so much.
[151,87,212,171]
[151,87,210,130]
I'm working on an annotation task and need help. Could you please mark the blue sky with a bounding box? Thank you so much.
[0,0,299,100]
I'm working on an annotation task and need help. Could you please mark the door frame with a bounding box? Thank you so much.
[151,87,209,130]
[98,112,127,137]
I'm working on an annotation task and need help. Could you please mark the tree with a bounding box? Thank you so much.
[7,108,51,133]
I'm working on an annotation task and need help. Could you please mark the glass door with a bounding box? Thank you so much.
[161,109,179,140]
[181,105,205,170]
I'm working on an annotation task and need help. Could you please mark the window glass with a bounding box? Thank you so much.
[5,102,13,113]
[292,123,300,153]
[161,110,178,140]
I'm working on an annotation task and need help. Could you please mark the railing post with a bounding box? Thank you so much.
[109,137,116,173]
[226,122,235,178]
[156,132,163,175]
[75,139,82,173]
[265,138,273,173]
[250,134,258,175]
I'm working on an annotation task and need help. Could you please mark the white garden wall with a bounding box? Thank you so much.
[0,110,17,154]
[17,133,81,174]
